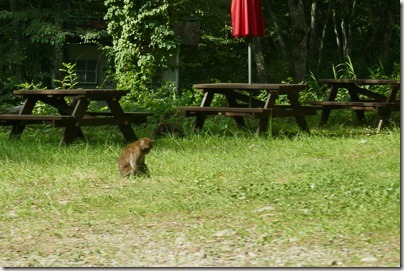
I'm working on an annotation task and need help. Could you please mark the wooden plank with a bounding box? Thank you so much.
[178,106,318,117]
[314,100,391,107]
[0,114,75,121]
[193,83,306,91]
[79,115,149,126]
[307,101,400,111]
[376,103,401,112]
[84,112,152,122]
[0,114,76,128]
[85,111,153,116]
[193,83,306,96]
[318,79,400,85]
[179,105,318,112]
[352,86,387,101]
[178,106,268,113]
[14,89,130,97]
[0,112,151,127]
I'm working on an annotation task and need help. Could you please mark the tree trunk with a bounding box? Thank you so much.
[51,0,68,87]
[288,0,309,82]
[340,0,356,59]
[308,0,318,63]
[252,37,268,83]
[346,0,356,58]
[332,2,343,62]
[379,1,395,64]
[9,0,27,82]
[317,0,332,70]
[52,43,64,87]
[265,0,287,56]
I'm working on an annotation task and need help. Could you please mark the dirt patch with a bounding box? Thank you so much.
[0,221,399,267]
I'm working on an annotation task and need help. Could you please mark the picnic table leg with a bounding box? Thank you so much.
[51,97,85,139]
[376,83,401,131]
[349,85,367,123]
[257,110,270,134]
[225,92,246,128]
[194,115,207,131]
[106,99,138,142]
[386,84,400,103]
[376,106,392,131]
[319,85,338,125]
[40,96,85,139]
[60,98,90,145]
[288,93,310,133]
[10,98,36,138]
[193,91,214,131]
[257,91,278,134]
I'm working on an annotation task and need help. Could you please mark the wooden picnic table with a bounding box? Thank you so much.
[178,83,316,134]
[306,79,400,130]
[0,89,152,145]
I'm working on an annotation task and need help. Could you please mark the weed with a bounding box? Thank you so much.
[53,62,79,89]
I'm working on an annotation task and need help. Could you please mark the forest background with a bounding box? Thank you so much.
[0,0,400,115]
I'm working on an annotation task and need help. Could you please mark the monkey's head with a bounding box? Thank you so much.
[139,137,153,154]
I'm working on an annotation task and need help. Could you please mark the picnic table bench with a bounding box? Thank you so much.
[178,83,316,134]
[306,79,400,130]
[0,89,152,145]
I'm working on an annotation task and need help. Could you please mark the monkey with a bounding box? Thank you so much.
[151,122,185,138]
[118,137,153,177]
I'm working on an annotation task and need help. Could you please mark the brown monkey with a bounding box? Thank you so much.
[151,122,185,138]
[118,138,153,177]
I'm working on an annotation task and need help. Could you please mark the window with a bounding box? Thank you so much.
[75,60,97,84]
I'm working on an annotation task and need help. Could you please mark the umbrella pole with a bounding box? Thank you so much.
[248,42,252,85]
[248,41,252,107]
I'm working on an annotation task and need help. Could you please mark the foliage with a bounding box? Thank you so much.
[0,80,18,111]
[53,62,79,89]
[0,0,107,95]
[332,56,357,80]
[301,71,328,102]
[16,81,57,115]
[0,0,400,121]
[368,62,401,81]
[104,0,178,91]
[119,82,202,125]
[17,81,47,91]
[15,62,80,115]
[304,58,400,103]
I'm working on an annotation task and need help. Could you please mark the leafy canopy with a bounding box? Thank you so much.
[104,0,178,92]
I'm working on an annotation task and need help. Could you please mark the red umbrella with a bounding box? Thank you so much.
[231,0,265,37]
[230,0,265,83]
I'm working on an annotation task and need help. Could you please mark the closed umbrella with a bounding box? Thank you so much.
[231,0,265,84]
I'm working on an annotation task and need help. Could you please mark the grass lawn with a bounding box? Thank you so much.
[0,120,400,267]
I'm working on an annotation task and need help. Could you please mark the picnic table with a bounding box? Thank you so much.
[0,89,152,145]
[178,83,317,134]
[307,79,400,130]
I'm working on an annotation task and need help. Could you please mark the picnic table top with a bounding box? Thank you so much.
[318,79,400,85]
[193,83,306,90]
[13,89,130,98]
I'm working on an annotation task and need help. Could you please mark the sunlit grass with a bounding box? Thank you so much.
[0,123,400,267]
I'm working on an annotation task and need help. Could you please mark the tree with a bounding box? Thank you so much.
[288,0,309,82]
[0,0,400,102]
[0,0,107,88]
[104,0,177,92]
[263,0,399,80]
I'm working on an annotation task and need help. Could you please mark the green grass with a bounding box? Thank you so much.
[0,122,400,267]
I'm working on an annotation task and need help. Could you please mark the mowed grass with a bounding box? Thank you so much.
[0,124,400,267]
